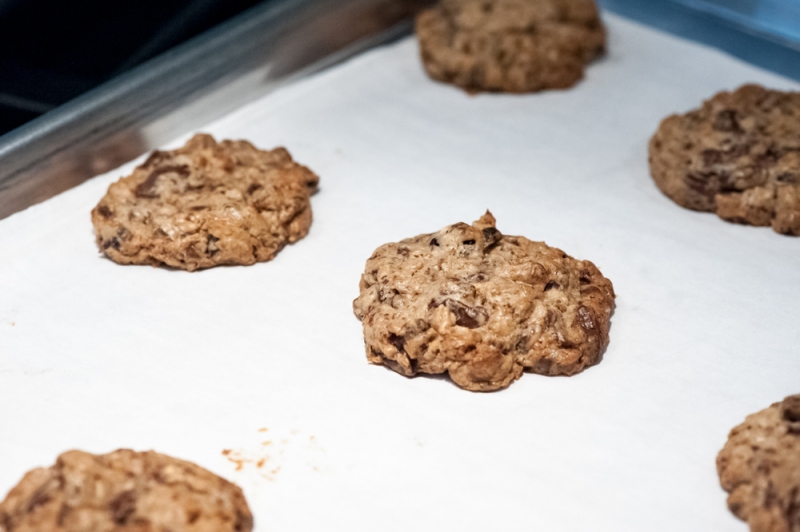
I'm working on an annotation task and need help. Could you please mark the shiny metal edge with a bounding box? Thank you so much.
[0,0,431,220]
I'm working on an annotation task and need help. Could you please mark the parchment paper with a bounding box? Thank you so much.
[1,13,799,531]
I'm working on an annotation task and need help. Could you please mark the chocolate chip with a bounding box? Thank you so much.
[103,237,121,250]
[712,109,743,133]
[109,490,136,525]
[782,395,800,423]
[544,280,559,291]
[446,299,488,328]
[462,239,476,245]
[388,333,405,354]
[397,246,410,257]
[25,486,51,513]
[430,238,439,247]
[135,165,190,198]
[701,144,751,169]
[776,172,799,184]
[481,227,501,249]
[141,150,167,168]
[97,205,113,219]
[190,205,209,211]
[246,183,262,195]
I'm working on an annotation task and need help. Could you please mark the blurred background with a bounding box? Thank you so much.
[0,0,265,135]
[0,0,797,137]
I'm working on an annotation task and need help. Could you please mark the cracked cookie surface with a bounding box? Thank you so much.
[0,449,253,532]
[91,133,319,271]
[352,212,615,392]
[415,0,606,93]
[717,395,800,532]
[649,84,800,235]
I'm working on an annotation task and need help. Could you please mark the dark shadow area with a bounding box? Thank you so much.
[0,0,267,135]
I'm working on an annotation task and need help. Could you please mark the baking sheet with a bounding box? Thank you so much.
[1,12,799,531]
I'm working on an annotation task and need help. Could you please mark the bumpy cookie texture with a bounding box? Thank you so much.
[352,212,615,392]
[91,133,319,271]
[717,395,800,532]
[415,0,606,93]
[0,449,253,532]
[649,84,800,235]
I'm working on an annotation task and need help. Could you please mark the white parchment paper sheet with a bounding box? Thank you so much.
[1,13,799,531]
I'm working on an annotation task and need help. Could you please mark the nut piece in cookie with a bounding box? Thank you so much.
[352,212,615,392]
[415,0,606,93]
[648,84,800,236]
[91,133,320,271]
[716,395,800,532]
[0,449,253,532]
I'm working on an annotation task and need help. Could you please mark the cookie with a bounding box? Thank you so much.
[649,84,800,235]
[91,133,319,271]
[415,0,606,93]
[0,449,253,532]
[352,212,615,392]
[716,395,800,532]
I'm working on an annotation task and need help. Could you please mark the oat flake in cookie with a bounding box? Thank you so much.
[352,212,615,392]
[0,449,253,532]
[91,133,319,271]
[717,395,800,532]
[649,84,800,235]
[415,0,606,93]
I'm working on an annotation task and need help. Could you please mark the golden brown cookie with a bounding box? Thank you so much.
[717,395,800,532]
[352,212,615,392]
[649,84,800,236]
[91,133,319,271]
[0,449,253,532]
[415,0,606,93]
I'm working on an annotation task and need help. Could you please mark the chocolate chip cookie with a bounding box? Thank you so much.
[91,133,320,271]
[649,84,800,235]
[415,0,606,93]
[717,395,800,532]
[0,449,253,532]
[352,212,615,392]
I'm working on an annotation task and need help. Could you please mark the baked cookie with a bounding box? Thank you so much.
[352,212,615,392]
[415,0,606,93]
[649,84,800,235]
[91,133,319,271]
[0,449,253,532]
[717,395,800,532]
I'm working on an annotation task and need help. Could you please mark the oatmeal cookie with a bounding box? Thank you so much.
[415,0,606,93]
[352,212,615,391]
[0,449,253,532]
[91,133,319,271]
[717,395,800,532]
[649,84,800,235]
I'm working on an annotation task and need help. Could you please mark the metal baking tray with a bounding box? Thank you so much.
[0,0,432,220]
[1,1,799,531]
[2,0,800,220]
